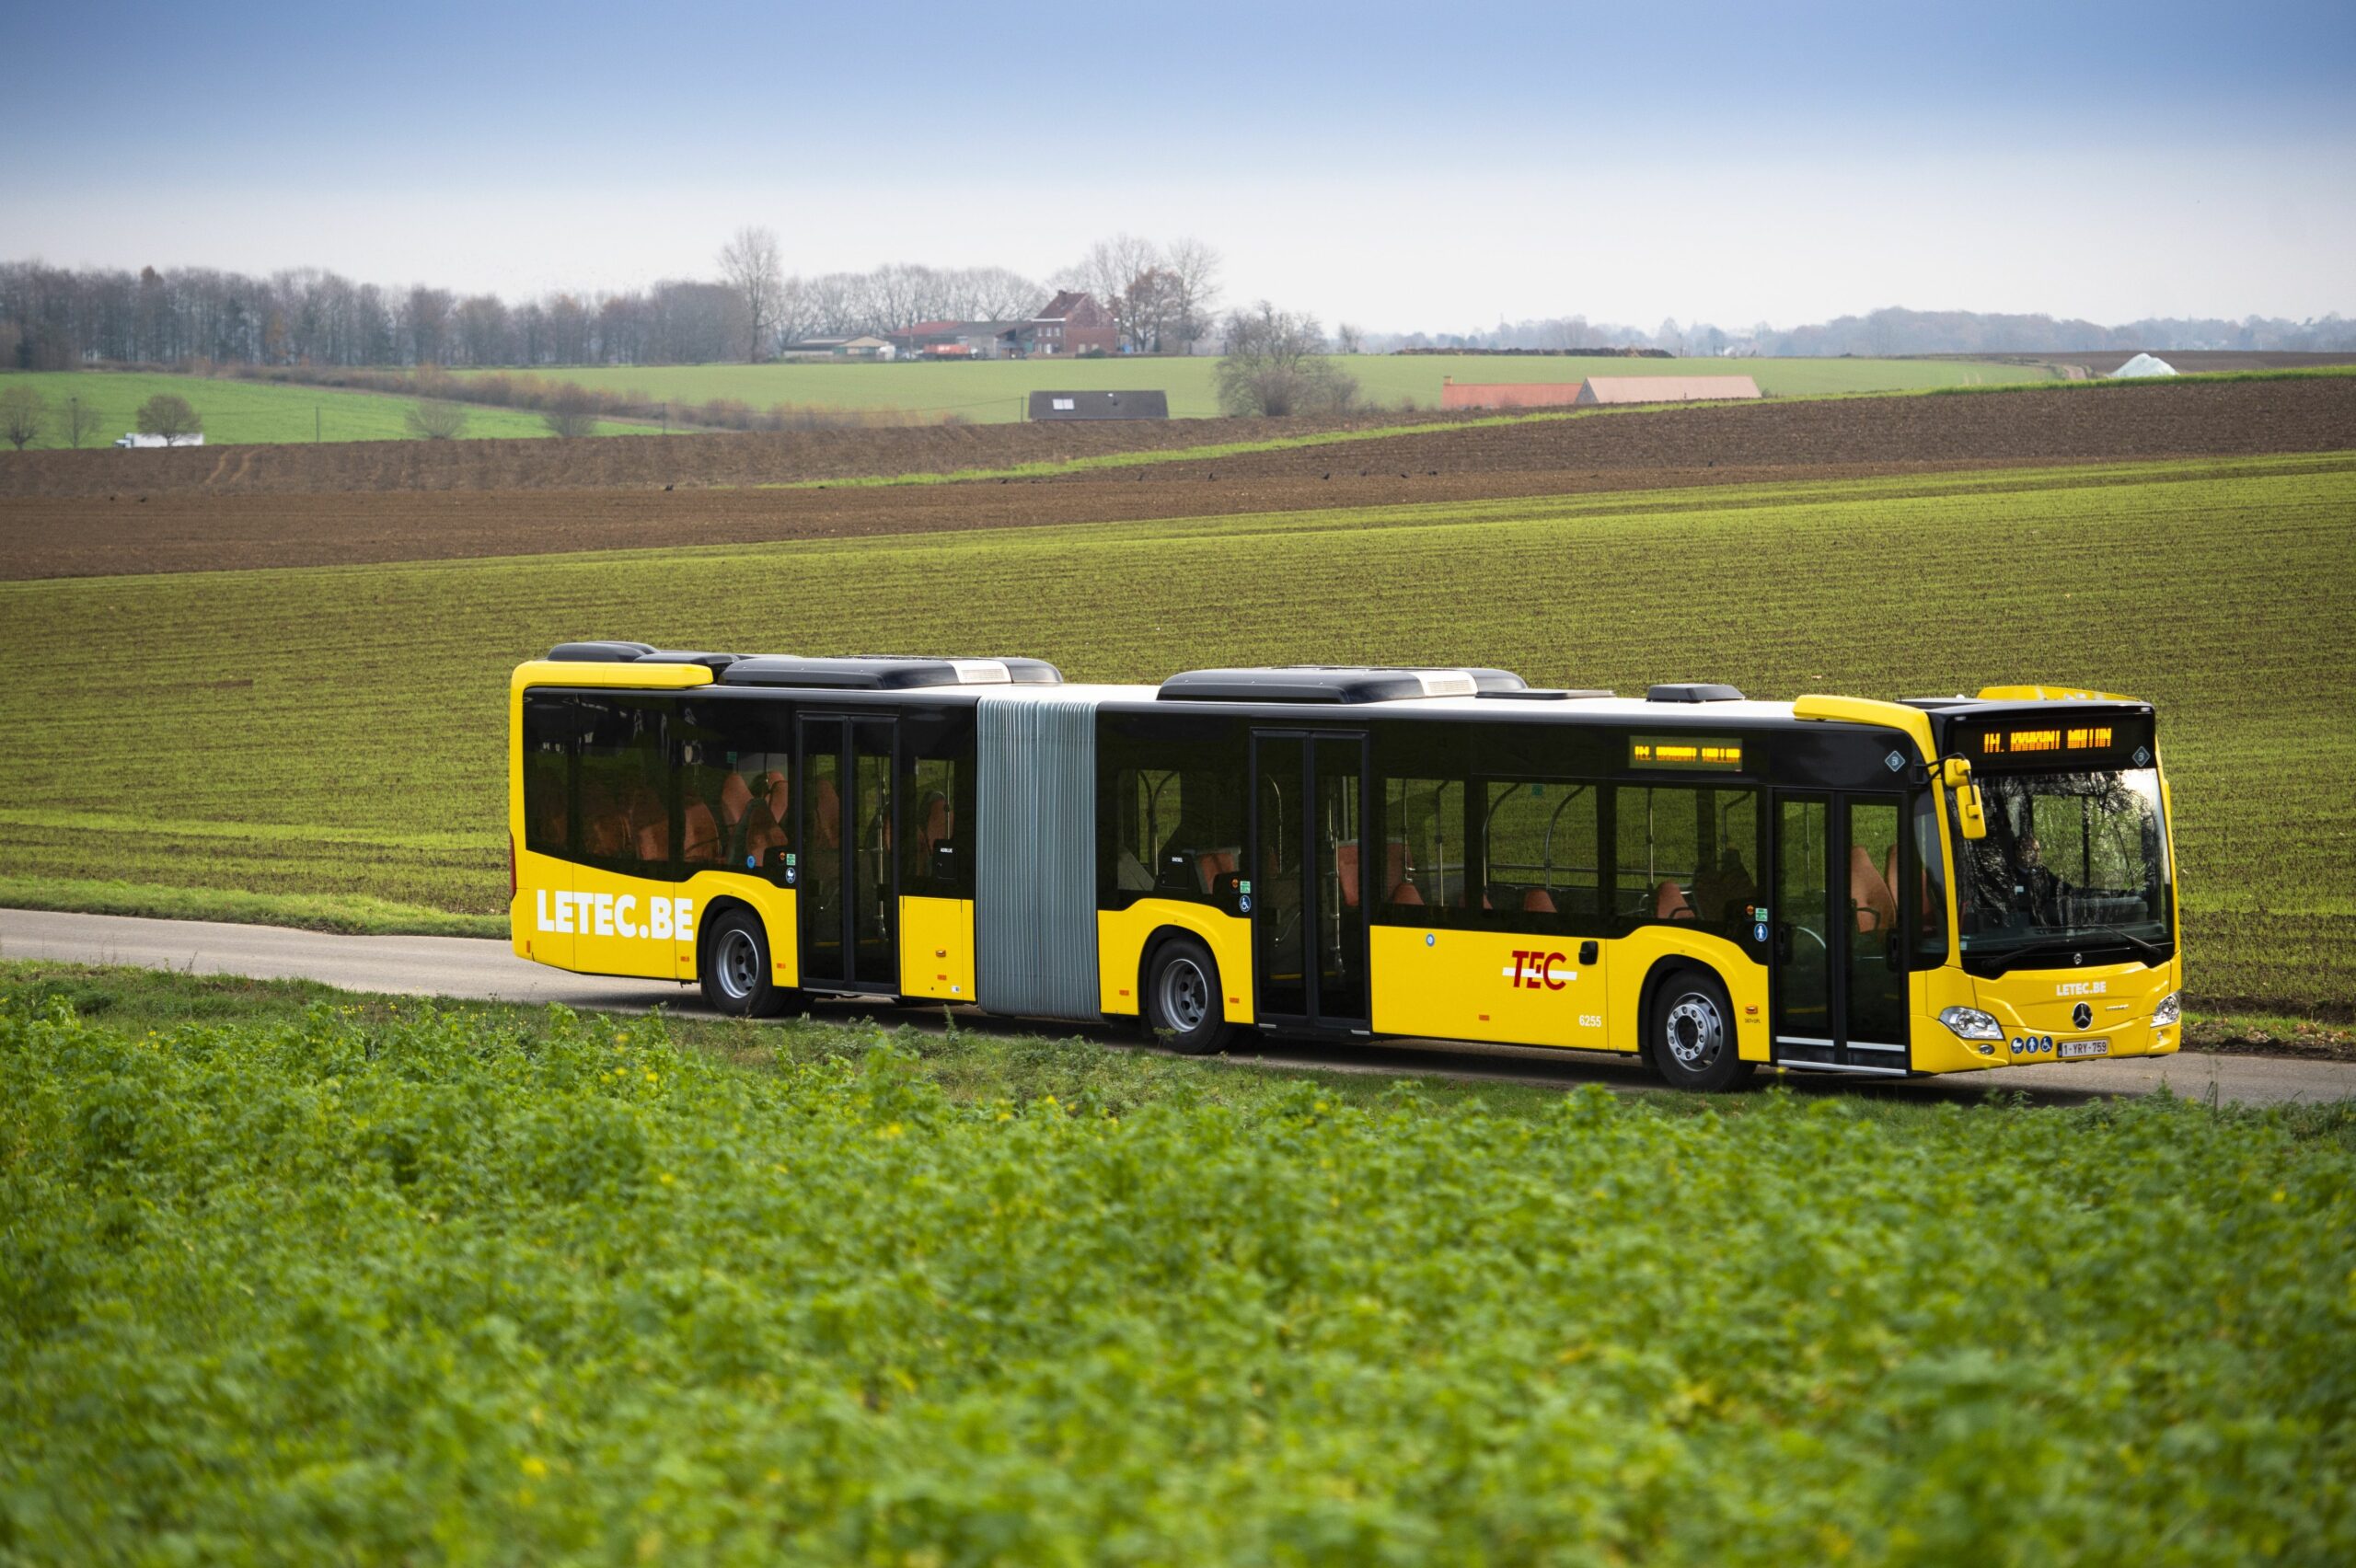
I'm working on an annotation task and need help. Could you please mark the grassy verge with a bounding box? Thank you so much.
[0,877,506,938]
[3,962,2350,1562]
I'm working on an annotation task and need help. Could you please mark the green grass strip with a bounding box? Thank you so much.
[0,876,507,938]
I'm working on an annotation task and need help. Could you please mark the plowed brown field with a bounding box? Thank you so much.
[0,410,1415,500]
[3,376,2350,580]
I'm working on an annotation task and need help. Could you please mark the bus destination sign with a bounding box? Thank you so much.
[1630,735,1743,770]
[1980,724,2113,755]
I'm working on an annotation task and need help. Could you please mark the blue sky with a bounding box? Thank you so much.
[6,0,2351,330]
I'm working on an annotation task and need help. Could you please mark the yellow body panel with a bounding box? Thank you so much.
[1367,924,1771,1059]
[510,659,713,698]
[1096,899,1255,1024]
[511,853,801,988]
[1790,694,1934,759]
[1369,927,1613,1050]
[1913,957,2182,1073]
[1601,928,1773,1060]
[900,896,975,1000]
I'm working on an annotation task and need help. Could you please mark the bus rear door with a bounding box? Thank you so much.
[1251,731,1371,1034]
[798,714,899,994]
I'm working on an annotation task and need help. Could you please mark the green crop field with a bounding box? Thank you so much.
[455,352,2050,423]
[1,453,2350,1013]
[3,969,2351,1561]
[0,371,648,448]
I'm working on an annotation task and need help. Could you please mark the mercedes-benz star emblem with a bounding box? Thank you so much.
[2073,1001,2093,1030]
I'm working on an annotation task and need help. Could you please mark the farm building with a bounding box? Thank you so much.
[1576,375,1761,406]
[779,335,897,361]
[885,320,1027,359]
[1028,389,1169,421]
[1021,292,1119,357]
[113,431,204,448]
[1440,379,1585,410]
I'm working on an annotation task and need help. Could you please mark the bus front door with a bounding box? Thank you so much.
[1771,790,1910,1073]
[1251,732,1370,1034]
[798,714,898,993]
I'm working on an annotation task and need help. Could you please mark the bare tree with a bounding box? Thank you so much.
[1335,322,1365,355]
[1214,303,1357,417]
[1072,234,1162,352]
[0,385,45,449]
[403,286,454,364]
[718,226,785,362]
[134,391,203,444]
[405,398,469,439]
[541,386,597,438]
[1161,237,1222,354]
[59,394,107,448]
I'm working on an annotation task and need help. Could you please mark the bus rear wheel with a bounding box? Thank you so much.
[701,909,790,1019]
[1645,966,1755,1092]
[1147,937,1235,1056]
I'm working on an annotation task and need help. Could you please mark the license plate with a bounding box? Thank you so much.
[2058,1038,2109,1060]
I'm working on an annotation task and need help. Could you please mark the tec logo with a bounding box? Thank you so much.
[1503,951,1576,990]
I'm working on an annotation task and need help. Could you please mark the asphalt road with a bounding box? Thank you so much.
[6,907,2350,1109]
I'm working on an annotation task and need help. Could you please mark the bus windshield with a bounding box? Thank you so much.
[1953,767,2173,974]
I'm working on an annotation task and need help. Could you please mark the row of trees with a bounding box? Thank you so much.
[1374,306,2356,357]
[0,386,195,448]
[711,227,1222,362]
[0,232,1226,371]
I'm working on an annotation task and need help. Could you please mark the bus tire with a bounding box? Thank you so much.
[1644,965,1755,1092]
[1146,936,1235,1056]
[701,908,789,1019]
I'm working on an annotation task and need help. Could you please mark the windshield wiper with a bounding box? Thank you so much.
[1982,927,2167,967]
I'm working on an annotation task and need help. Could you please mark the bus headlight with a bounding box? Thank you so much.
[1939,1006,2004,1041]
[2153,991,2180,1027]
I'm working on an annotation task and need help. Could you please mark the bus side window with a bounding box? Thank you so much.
[1105,767,1179,894]
[1484,778,1600,921]
[1615,783,1760,929]
[1911,790,1949,960]
[521,694,575,857]
[1384,777,1467,912]
[578,698,669,874]
[905,755,964,892]
[674,705,731,866]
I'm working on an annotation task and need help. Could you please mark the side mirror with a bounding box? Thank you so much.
[1940,755,1973,789]
[1957,781,1988,841]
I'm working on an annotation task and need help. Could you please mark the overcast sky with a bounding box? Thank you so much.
[5,0,2350,332]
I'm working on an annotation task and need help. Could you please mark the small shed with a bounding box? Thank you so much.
[1576,375,1761,406]
[1028,389,1169,421]
[1441,379,1584,410]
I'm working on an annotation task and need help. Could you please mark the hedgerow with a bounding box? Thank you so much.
[3,995,2351,1563]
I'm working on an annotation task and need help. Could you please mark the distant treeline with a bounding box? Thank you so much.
[1392,346,1672,358]
[0,259,1045,372]
[1377,306,2356,357]
[6,254,2350,369]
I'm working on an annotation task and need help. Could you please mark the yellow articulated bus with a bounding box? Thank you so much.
[510,644,2181,1092]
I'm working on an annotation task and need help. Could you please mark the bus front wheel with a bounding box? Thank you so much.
[1645,966,1755,1092]
[1147,937,1236,1056]
[701,909,791,1019]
